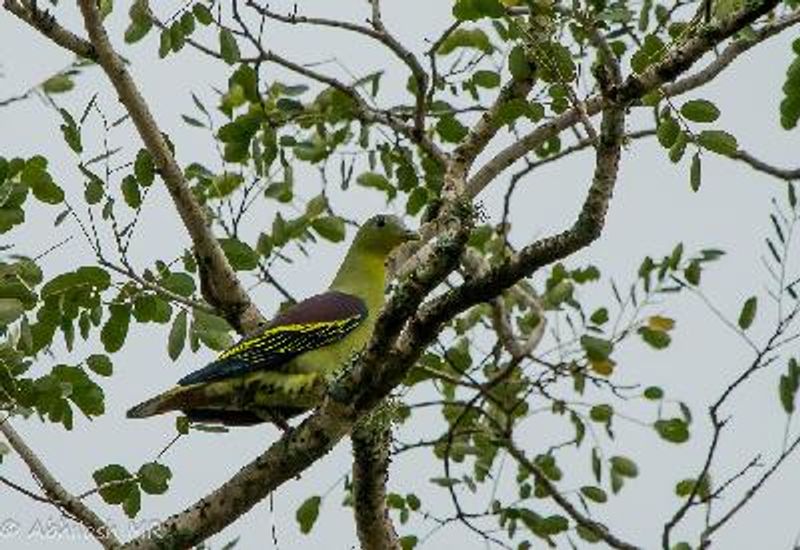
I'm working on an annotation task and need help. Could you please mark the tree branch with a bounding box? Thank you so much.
[663,9,800,97]
[465,0,787,198]
[98,258,215,314]
[352,420,401,550]
[0,419,119,549]
[452,77,534,173]
[73,0,263,335]
[731,147,800,181]
[429,103,626,331]
[3,0,97,60]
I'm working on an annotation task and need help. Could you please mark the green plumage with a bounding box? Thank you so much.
[127,214,415,427]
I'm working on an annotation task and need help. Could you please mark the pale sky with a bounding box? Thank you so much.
[1,2,799,549]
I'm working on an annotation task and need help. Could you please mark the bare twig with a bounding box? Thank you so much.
[99,259,214,313]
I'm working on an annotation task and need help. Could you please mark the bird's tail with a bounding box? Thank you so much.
[126,387,186,419]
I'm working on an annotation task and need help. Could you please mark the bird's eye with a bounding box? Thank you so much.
[375,216,386,228]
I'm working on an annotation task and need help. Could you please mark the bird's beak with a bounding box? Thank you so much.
[402,228,418,242]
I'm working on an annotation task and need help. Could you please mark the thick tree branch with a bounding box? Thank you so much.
[72,0,263,335]
[452,78,534,173]
[0,419,119,549]
[431,103,625,330]
[466,0,787,198]
[352,421,401,550]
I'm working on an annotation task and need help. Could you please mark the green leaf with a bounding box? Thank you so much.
[580,486,608,503]
[121,175,142,209]
[193,3,213,24]
[22,162,64,204]
[675,476,710,500]
[208,172,244,199]
[161,272,195,296]
[86,354,113,377]
[589,404,613,423]
[436,115,469,143]
[473,70,501,88]
[437,27,493,55]
[170,20,185,52]
[168,310,188,360]
[311,216,346,242]
[780,374,796,414]
[697,130,738,157]
[138,462,172,495]
[180,12,196,35]
[296,495,321,534]
[638,327,671,349]
[610,455,638,478]
[158,29,172,58]
[654,418,690,443]
[59,108,82,154]
[590,307,609,325]
[737,296,757,330]
[684,260,701,285]
[42,74,74,94]
[101,304,131,353]
[0,298,23,326]
[403,187,427,215]
[681,99,720,123]
[630,34,664,73]
[176,415,190,434]
[125,0,152,44]
[192,309,232,351]
[85,178,104,204]
[219,29,241,64]
[508,45,533,81]
[644,386,664,400]
[356,172,396,200]
[219,238,259,271]
[690,152,701,192]
[657,115,680,148]
[93,464,136,504]
[134,149,155,186]
[580,335,613,361]
[122,486,141,518]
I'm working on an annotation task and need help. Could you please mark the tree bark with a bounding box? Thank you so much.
[352,421,401,550]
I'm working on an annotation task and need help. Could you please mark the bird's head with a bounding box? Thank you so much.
[352,214,417,256]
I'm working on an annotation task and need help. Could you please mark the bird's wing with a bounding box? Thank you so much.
[177,291,367,386]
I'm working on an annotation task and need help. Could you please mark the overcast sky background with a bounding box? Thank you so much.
[1,1,799,549]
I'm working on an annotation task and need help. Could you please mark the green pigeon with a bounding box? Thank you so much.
[127,214,416,427]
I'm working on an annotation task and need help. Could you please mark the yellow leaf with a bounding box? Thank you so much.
[590,359,615,377]
[648,315,675,332]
